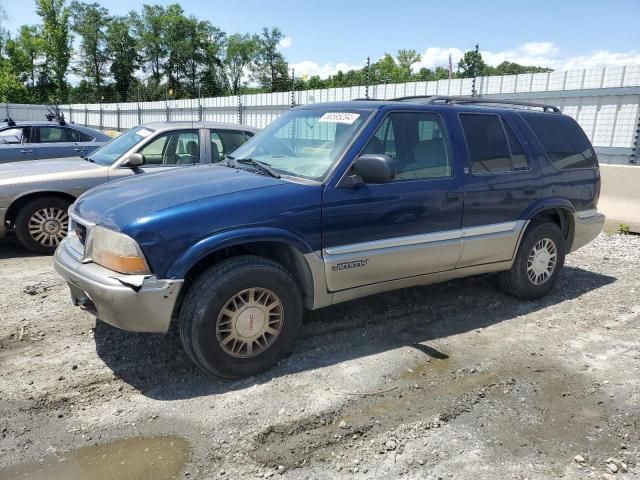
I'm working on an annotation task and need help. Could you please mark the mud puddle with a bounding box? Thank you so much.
[0,436,191,480]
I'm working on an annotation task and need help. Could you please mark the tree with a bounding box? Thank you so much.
[71,1,110,94]
[106,15,139,99]
[396,49,421,80]
[200,27,227,97]
[36,0,72,101]
[494,61,552,75]
[255,27,289,92]
[6,26,45,89]
[136,4,167,84]
[224,33,259,94]
[0,62,28,102]
[457,48,487,78]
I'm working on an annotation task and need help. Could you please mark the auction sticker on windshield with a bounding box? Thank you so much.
[319,112,360,124]
[137,128,153,137]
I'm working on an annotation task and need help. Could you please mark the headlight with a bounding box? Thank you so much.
[87,226,150,275]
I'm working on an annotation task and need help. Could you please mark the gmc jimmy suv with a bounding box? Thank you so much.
[54,96,604,379]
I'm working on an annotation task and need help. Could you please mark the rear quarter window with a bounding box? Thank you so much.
[523,113,597,169]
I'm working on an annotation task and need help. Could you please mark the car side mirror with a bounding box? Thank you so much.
[342,154,396,186]
[121,153,145,168]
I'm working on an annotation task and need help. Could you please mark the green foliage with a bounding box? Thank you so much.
[106,15,139,100]
[0,61,28,102]
[254,27,290,92]
[71,1,110,93]
[224,33,260,95]
[36,0,72,101]
[618,224,631,235]
[0,2,555,104]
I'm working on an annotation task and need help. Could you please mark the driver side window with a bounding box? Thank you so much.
[139,130,200,167]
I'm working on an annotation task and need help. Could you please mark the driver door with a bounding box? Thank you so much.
[322,111,464,292]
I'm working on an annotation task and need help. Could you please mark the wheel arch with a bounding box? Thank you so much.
[521,199,576,251]
[5,191,76,227]
[167,228,317,312]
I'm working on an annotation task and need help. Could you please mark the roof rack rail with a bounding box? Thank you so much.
[391,95,561,113]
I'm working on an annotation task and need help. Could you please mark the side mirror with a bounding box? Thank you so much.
[121,153,145,168]
[344,154,396,185]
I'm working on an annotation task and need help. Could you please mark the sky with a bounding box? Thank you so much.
[3,0,640,79]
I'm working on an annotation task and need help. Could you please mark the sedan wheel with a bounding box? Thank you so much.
[15,196,71,255]
[28,207,69,249]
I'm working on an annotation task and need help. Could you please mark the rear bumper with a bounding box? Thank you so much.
[570,211,605,253]
[53,239,183,333]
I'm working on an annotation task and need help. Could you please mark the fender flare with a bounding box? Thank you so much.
[164,226,315,279]
[519,197,576,249]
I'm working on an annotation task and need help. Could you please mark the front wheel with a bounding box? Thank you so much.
[15,196,71,254]
[499,222,566,300]
[179,256,303,379]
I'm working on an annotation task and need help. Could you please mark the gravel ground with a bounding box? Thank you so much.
[0,233,638,479]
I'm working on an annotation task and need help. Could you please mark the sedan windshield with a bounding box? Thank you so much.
[228,108,371,180]
[89,127,156,166]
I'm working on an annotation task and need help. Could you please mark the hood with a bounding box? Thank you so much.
[0,158,106,186]
[74,164,288,229]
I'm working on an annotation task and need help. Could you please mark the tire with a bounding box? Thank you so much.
[15,196,71,255]
[179,255,303,379]
[498,222,566,300]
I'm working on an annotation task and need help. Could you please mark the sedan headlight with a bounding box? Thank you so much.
[87,226,150,275]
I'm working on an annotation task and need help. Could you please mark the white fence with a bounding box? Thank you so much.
[4,65,640,164]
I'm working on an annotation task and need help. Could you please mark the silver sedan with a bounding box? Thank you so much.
[0,122,258,254]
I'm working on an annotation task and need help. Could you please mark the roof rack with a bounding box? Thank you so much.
[391,95,561,113]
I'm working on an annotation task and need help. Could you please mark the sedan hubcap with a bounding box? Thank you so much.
[28,208,68,248]
[527,238,557,285]
[216,288,284,358]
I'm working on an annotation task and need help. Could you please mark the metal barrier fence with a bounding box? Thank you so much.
[4,65,640,164]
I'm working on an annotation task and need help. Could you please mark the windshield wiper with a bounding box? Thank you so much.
[221,155,280,178]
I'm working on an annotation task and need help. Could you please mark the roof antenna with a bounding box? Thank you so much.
[4,118,16,127]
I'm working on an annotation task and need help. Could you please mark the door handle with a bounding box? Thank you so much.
[20,149,33,154]
[73,148,85,152]
[445,192,460,202]
[523,186,537,195]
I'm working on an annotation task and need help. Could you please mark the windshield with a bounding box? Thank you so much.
[229,108,371,180]
[89,126,156,166]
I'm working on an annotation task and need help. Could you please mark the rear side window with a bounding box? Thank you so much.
[524,114,596,169]
[68,128,93,142]
[460,114,529,174]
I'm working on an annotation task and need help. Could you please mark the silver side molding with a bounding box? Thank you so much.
[305,220,528,310]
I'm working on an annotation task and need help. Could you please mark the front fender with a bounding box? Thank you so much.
[164,226,314,279]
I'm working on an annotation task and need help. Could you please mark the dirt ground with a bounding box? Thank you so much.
[0,233,638,479]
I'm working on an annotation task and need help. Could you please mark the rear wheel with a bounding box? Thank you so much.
[179,256,303,379]
[15,196,71,255]
[499,222,566,300]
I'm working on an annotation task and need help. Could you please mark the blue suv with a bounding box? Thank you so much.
[54,96,604,378]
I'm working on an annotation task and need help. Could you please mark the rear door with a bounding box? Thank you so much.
[458,112,542,267]
[208,129,253,163]
[33,125,83,160]
[0,126,35,163]
[322,110,464,292]
[67,127,98,157]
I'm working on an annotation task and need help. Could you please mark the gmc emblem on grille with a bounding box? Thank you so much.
[332,259,369,271]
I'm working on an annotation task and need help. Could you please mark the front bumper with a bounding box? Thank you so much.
[0,207,7,238]
[54,239,183,333]
[570,211,605,253]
